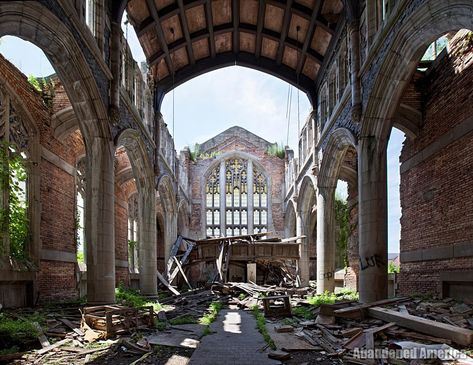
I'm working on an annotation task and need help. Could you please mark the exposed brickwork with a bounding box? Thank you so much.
[399,33,473,295]
[37,261,78,302]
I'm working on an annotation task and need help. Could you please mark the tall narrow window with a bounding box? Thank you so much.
[205,166,220,237]
[225,159,248,236]
[76,157,86,266]
[253,169,268,233]
[128,193,139,273]
[85,0,96,35]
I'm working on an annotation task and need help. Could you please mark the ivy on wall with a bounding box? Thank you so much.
[0,143,29,260]
[334,194,351,268]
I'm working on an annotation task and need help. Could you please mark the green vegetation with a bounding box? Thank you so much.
[27,75,42,92]
[115,284,162,312]
[251,305,276,349]
[0,144,29,260]
[189,144,220,161]
[238,293,247,301]
[0,312,44,351]
[267,143,285,159]
[388,261,400,273]
[291,306,315,320]
[307,289,359,307]
[199,301,222,326]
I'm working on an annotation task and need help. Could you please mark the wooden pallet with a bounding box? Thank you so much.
[82,305,154,338]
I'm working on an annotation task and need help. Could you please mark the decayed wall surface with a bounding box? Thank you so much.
[399,32,473,296]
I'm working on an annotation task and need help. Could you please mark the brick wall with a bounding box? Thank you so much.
[37,261,78,302]
[399,32,473,295]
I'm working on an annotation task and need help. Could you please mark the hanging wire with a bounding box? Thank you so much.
[170,27,175,140]
[296,25,301,136]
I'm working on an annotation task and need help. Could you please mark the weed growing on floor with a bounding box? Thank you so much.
[291,306,316,320]
[251,305,276,350]
[307,291,337,306]
[115,284,162,312]
[199,301,223,336]
[199,302,223,326]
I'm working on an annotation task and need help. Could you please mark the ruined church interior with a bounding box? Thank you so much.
[0,0,472,363]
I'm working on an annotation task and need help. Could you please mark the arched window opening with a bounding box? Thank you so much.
[85,0,96,36]
[205,167,220,237]
[205,158,268,237]
[75,158,86,266]
[253,169,268,233]
[421,36,449,62]
[0,92,30,260]
[128,193,139,273]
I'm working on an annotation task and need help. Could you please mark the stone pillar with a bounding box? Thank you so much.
[358,136,388,303]
[139,182,157,296]
[86,137,116,304]
[296,210,309,285]
[316,186,336,293]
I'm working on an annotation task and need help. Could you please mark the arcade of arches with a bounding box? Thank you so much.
[0,0,472,307]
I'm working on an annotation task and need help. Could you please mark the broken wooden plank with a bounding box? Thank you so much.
[58,318,84,336]
[368,306,473,346]
[37,338,72,355]
[33,322,50,348]
[173,256,192,289]
[334,297,410,319]
[157,271,180,295]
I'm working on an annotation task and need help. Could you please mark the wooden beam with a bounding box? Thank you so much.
[368,306,473,346]
[145,0,174,73]
[157,271,180,296]
[296,0,324,75]
[173,256,192,289]
[334,297,410,319]
[232,0,240,54]
[177,0,195,64]
[255,0,265,58]
[204,0,216,58]
[276,0,293,65]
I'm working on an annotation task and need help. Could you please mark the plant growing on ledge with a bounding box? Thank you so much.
[267,142,285,159]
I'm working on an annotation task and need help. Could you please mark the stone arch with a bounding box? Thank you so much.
[157,174,177,265]
[318,128,357,190]
[116,129,156,296]
[362,0,473,141]
[297,175,317,283]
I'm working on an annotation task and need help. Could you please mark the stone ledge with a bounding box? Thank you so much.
[401,241,473,263]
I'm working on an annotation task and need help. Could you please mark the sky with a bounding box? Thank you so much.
[0,19,405,253]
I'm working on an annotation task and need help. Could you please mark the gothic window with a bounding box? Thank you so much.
[225,159,248,236]
[128,193,139,273]
[328,67,337,113]
[205,159,268,237]
[85,0,96,36]
[338,40,348,98]
[206,166,220,237]
[0,88,30,259]
[319,83,328,128]
[253,169,268,233]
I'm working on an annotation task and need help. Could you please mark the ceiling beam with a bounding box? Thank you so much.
[204,0,216,58]
[276,0,293,65]
[177,0,195,64]
[148,22,324,68]
[145,0,174,73]
[255,0,265,58]
[296,0,324,76]
[233,0,240,54]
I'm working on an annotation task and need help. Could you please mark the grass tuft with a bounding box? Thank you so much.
[115,284,162,312]
[169,316,198,325]
[251,305,276,350]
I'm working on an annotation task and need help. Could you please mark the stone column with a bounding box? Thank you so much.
[316,185,336,293]
[86,137,116,304]
[296,209,309,285]
[139,182,157,296]
[358,136,388,302]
